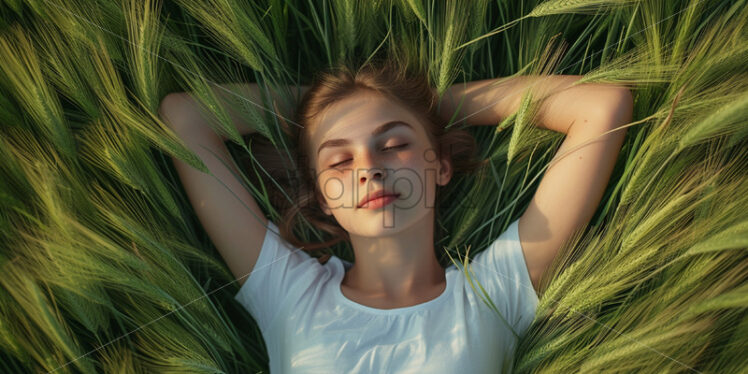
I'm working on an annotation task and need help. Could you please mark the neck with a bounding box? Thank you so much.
[343,210,446,300]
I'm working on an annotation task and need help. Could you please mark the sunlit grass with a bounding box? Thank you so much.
[0,0,745,373]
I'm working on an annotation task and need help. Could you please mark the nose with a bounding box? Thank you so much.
[357,150,387,184]
[359,167,386,184]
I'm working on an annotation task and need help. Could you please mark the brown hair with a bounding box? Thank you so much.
[243,59,488,264]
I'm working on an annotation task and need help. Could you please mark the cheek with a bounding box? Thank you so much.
[318,171,358,209]
[404,147,437,172]
[399,150,437,179]
[395,150,424,172]
[398,148,419,163]
[320,177,345,202]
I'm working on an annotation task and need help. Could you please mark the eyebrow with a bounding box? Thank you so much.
[316,120,414,156]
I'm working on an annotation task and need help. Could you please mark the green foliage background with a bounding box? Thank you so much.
[0,0,745,372]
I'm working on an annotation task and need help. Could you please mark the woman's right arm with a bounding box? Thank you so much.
[176,82,308,140]
[158,83,306,286]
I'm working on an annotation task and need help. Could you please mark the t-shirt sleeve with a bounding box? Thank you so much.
[233,220,322,332]
[466,218,539,337]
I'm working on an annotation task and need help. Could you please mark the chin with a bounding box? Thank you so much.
[351,207,428,236]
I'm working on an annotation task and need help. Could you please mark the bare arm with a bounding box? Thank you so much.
[440,75,632,292]
[171,82,310,140]
[159,82,308,287]
[439,75,628,134]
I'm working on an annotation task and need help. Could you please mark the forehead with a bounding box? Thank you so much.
[308,91,426,156]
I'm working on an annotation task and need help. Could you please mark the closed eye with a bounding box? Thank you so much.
[329,144,409,168]
[382,143,409,151]
[330,159,351,168]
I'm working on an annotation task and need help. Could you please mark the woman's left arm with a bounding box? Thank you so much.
[440,75,633,292]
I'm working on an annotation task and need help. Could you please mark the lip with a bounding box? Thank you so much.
[358,190,401,209]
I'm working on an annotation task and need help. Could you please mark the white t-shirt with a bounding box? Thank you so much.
[234,218,539,373]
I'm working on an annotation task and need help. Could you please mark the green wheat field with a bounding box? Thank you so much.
[1,0,746,373]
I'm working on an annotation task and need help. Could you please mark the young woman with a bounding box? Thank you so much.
[159,60,631,373]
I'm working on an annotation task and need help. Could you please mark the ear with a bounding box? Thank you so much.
[437,156,453,186]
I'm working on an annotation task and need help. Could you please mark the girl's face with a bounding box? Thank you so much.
[307,90,452,237]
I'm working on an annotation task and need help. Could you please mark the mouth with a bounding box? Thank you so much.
[358,192,401,209]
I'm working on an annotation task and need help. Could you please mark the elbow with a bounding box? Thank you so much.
[159,92,197,133]
[595,87,634,130]
[158,93,181,128]
[612,87,634,124]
